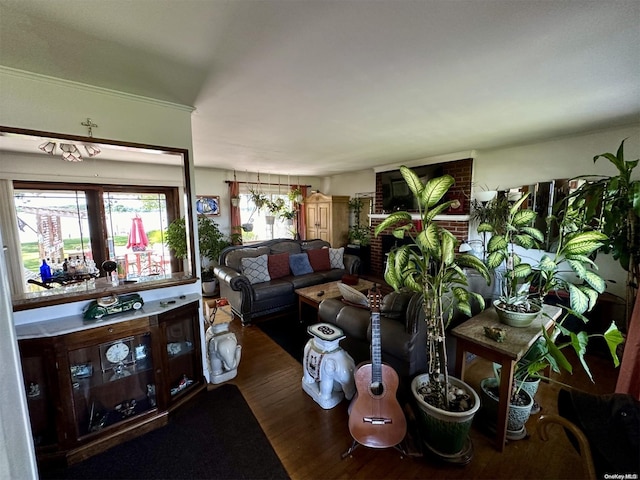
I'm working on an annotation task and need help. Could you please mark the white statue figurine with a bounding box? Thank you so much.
[206,321,242,384]
[302,323,356,409]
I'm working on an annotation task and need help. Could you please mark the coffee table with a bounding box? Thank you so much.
[295,279,376,321]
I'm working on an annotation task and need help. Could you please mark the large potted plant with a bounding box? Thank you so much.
[166,215,230,295]
[375,167,490,459]
[563,139,639,330]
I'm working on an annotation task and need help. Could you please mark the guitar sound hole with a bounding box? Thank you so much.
[370,382,384,396]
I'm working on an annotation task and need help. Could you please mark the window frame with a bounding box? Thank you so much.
[14,181,182,282]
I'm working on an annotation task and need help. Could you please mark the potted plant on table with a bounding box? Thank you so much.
[480,192,546,327]
[166,215,230,296]
[478,183,624,439]
[375,166,490,460]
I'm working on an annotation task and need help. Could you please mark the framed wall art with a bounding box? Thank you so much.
[196,196,220,216]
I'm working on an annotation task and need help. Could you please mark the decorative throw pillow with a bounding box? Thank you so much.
[241,254,271,284]
[328,247,345,269]
[307,248,331,272]
[268,252,290,279]
[289,253,313,276]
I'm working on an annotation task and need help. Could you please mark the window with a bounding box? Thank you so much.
[238,184,297,242]
[14,182,180,293]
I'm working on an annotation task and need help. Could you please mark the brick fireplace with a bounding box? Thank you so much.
[369,158,473,277]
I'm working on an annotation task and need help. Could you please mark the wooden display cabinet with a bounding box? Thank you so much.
[17,299,204,466]
[305,193,350,247]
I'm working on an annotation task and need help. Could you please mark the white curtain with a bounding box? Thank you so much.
[0,180,25,296]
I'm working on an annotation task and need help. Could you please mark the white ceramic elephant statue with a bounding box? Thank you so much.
[206,322,242,384]
[302,326,356,409]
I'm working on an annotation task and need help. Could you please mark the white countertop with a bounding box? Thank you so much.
[15,293,201,339]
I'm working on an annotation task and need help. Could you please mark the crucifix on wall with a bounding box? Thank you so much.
[81,118,98,137]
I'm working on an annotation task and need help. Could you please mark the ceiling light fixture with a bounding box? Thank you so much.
[38,141,101,162]
[60,143,82,162]
[84,144,101,157]
[38,141,56,155]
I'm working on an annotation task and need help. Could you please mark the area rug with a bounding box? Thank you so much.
[256,315,308,364]
[40,384,289,480]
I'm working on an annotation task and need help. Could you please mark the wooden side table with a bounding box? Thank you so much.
[451,304,562,451]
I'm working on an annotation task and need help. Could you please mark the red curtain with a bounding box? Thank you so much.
[616,291,640,400]
[229,181,242,244]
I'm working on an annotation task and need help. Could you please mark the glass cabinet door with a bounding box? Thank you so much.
[19,341,58,450]
[165,314,199,400]
[157,301,201,405]
[67,332,156,438]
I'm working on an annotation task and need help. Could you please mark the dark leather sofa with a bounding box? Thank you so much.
[214,238,360,325]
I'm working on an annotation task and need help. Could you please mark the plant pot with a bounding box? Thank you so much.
[480,377,533,440]
[475,190,497,203]
[202,279,217,296]
[265,215,275,225]
[241,223,253,232]
[494,365,540,401]
[517,377,540,400]
[493,300,541,328]
[411,374,480,457]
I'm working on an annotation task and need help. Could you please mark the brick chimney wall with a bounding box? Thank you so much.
[370,158,473,277]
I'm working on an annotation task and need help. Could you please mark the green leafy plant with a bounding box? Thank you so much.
[288,187,304,204]
[489,188,624,404]
[480,192,545,312]
[248,189,269,210]
[561,139,639,327]
[348,197,371,246]
[267,197,286,215]
[375,167,490,411]
[165,215,229,277]
[470,191,510,262]
[279,208,296,221]
[348,225,371,246]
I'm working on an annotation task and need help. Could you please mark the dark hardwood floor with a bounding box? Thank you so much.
[219,314,618,479]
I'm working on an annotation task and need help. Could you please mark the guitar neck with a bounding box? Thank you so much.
[368,287,382,386]
[371,310,382,385]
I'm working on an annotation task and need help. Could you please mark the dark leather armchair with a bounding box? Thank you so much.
[318,289,427,379]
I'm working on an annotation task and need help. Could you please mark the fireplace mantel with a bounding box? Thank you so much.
[369,213,470,222]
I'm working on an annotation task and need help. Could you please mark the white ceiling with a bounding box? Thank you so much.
[1,0,639,176]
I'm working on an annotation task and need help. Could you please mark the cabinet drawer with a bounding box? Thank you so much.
[64,317,150,348]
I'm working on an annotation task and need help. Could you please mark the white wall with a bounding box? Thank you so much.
[473,124,640,191]
[191,167,324,237]
[0,67,193,149]
[324,125,640,199]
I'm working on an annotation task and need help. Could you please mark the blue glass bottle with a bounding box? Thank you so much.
[40,259,52,282]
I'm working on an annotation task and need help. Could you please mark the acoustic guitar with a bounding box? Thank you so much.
[348,286,407,448]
